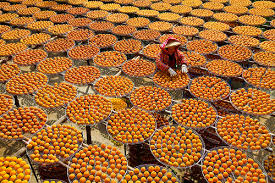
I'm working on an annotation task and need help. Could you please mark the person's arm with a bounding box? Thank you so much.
[178,51,189,73]
[156,54,169,72]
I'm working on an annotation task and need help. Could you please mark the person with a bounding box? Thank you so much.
[156,37,188,77]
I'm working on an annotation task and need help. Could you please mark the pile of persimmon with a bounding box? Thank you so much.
[84,1,103,8]
[0,63,20,83]
[172,25,199,36]
[189,76,231,101]
[89,34,117,48]
[64,66,101,85]
[132,0,152,8]
[170,4,192,14]
[180,16,205,27]
[0,43,27,57]
[206,59,243,77]
[33,10,56,20]
[94,51,127,67]
[100,3,121,11]
[86,10,108,19]
[151,2,171,11]
[228,35,260,47]
[47,24,73,35]
[159,34,187,46]
[9,17,35,26]
[224,5,248,14]
[36,1,57,8]
[0,94,13,116]
[199,30,227,42]
[126,17,150,28]
[106,13,129,23]
[68,144,127,182]
[49,14,74,23]
[0,13,18,23]
[143,44,161,59]
[122,57,156,77]
[0,25,10,34]
[230,88,274,115]
[0,106,47,139]
[27,21,54,31]
[89,21,114,32]
[238,15,266,26]
[27,124,83,164]
[68,45,99,60]
[66,94,112,125]
[17,7,40,16]
[253,51,275,67]
[122,165,179,182]
[0,156,31,182]
[35,83,77,108]
[3,3,26,11]
[107,108,156,144]
[20,33,51,46]
[217,114,271,150]
[1,29,30,41]
[202,2,224,10]
[6,72,48,95]
[182,51,207,67]
[51,4,72,12]
[232,25,262,37]
[263,29,275,41]
[66,29,94,42]
[114,39,142,54]
[243,67,274,90]
[149,21,173,32]
[68,18,92,27]
[133,29,161,41]
[260,41,275,53]
[153,71,190,90]
[213,12,238,22]
[136,9,159,17]
[181,0,202,7]
[130,86,172,112]
[111,25,137,36]
[218,44,252,62]
[13,49,47,66]
[264,155,275,181]
[172,99,217,129]
[186,39,217,54]
[94,76,134,97]
[67,7,89,15]
[119,6,139,14]
[109,98,127,112]
[190,8,214,17]
[150,125,203,168]
[44,38,75,53]
[157,12,181,22]
[249,8,274,17]
[202,147,267,183]
[203,21,230,32]
[37,57,73,74]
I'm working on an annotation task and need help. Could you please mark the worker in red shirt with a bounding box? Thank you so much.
[156,37,188,77]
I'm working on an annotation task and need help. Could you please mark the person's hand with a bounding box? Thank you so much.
[168,68,177,77]
[133,56,140,61]
[181,64,188,73]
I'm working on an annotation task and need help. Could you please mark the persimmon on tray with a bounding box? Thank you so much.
[27,124,83,164]
[202,147,268,183]
[122,57,156,77]
[122,164,179,182]
[263,155,275,182]
[206,59,243,77]
[107,108,156,144]
[153,71,190,90]
[243,67,275,90]
[94,76,134,97]
[218,44,252,62]
[0,106,47,140]
[189,76,231,102]
[93,51,127,67]
[13,49,47,66]
[114,39,143,54]
[37,57,73,75]
[216,114,271,151]
[150,125,204,168]
[0,94,13,117]
[20,33,51,46]
[35,83,77,108]
[182,51,207,67]
[68,44,99,60]
[186,39,218,55]
[171,98,217,129]
[64,66,100,85]
[253,51,275,67]
[0,156,31,182]
[0,43,27,57]
[44,38,75,53]
[230,88,274,116]
[6,72,48,95]
[142,44,161,59]
[0,63,20,83]
[66,94,112,126]
[68,144,127,183]
[130,86,172,112]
